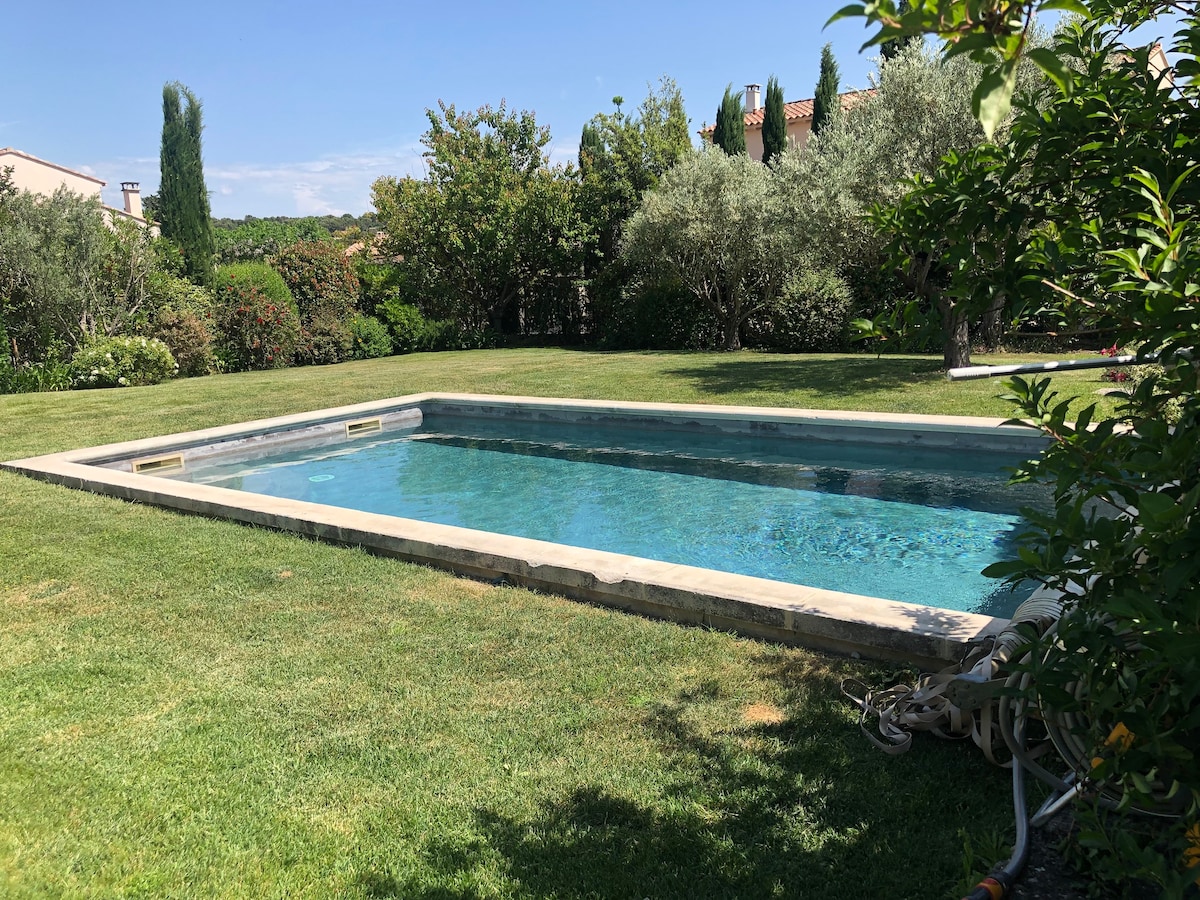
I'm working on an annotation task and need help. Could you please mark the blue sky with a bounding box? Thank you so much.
[0,2,1181,218]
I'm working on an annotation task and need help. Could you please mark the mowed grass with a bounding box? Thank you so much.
[0,350,1114,898]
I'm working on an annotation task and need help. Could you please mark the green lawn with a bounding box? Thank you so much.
[0,350,1112,898]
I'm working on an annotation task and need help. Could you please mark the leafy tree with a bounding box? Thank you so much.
[761,76,787,166]
[844,1,1200,890]
[712,85,747,156]
[372,102,587,336]
[0,183,166,364]
[811,44,841,138]
[576,78,693,340]
[621,150,790,350]
[159,82,215,284]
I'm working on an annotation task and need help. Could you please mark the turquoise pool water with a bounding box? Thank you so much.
[182,414,1040,615]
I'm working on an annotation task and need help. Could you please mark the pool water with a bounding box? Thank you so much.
[181,414,1041,616]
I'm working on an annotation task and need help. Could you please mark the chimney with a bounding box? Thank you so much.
[121,182,143,219]
[745,83,762,112]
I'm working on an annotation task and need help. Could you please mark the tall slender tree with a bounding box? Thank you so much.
[159,82,214,284]
[761,76,787,166]
[713,85,746,156]
[811,44,841,139]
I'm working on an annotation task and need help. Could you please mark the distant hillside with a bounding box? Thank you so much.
[211,212,381,234]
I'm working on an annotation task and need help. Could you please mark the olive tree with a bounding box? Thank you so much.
[620,149,790,350]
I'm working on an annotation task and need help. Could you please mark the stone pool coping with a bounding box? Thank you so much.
[2,393,1047,669]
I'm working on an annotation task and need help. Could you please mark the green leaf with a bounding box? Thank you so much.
[1027,47,1075,94]
[972,61,1020,140]
[1137,491,1178,522]
[824,4,867,28]
[1037,0,1090,15]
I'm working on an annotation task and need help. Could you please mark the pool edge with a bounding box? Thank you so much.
[3,392,1033,669]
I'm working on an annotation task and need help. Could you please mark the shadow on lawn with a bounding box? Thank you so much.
[664,355,944,398]
[358,652,1000,899]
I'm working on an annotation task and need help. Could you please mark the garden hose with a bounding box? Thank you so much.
[845,587,1187,898]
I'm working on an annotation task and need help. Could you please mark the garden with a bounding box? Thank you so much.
[1,0,1198,896]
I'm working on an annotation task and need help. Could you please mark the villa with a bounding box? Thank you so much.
[0,146,153,231]
[699,85,875,161]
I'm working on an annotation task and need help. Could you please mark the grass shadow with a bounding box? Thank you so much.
[363,653,1004,899]
[664,355,945,398]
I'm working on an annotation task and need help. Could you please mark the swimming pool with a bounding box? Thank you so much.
[3,394,1049,665]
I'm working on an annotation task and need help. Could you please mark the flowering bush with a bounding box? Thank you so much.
[213,263,301,372]
[348,314,393,360]
[68,336,177,389]
[271,240,360,320]
[154,308,217,377]
[293,312,354,366]
[1099,343,1130,383]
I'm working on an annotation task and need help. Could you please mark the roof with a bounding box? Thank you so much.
[0,147,107,186]
[698,89,877,135]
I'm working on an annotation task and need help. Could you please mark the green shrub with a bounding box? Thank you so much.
[147,270,216,319]
[377,297,496,353]
[154,308,217,377]
[213,265,300,371]
[294,313,354,367]
[214,262,294,308]
[378,298,430,354]
[746,268,853,352]
[0,357,72,394]
[599,277,720,350]
[68,336,177,389]
[349,315,393,360]
[424,319,497,351]
[271,241,360,320]
[355,262,404,317]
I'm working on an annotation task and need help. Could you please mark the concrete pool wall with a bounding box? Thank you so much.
[2,393,1049,669]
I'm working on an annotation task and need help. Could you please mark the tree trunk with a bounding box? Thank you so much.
[722,315,742,350]
[939,297,971,370]
[978,291,1006,350]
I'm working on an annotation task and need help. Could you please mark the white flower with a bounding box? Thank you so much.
[118,377,127,385]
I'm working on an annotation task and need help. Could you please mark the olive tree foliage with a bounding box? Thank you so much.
[774,42,988,302]
[621,150,791,350]
[774,38,1047,363]
[372,102,588,336]
[844,2,1200,891]
[0,175,162,365]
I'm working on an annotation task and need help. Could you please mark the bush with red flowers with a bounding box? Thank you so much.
[213,263,301,371]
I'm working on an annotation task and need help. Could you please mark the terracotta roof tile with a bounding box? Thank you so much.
[698,89,876,135]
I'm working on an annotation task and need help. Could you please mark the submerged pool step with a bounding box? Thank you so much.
[413,432,822,490]
[409,432,1035,514]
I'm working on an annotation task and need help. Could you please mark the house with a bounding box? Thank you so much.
[0,146,153,230]
[699,85,876,161]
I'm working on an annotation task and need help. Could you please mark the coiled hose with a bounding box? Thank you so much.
[841,589,1180,900]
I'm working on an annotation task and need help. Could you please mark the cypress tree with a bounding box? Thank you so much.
[811,44,841,139]
[713,85,746,156]
[159,82,214,285]
[761,76,787,166]
[578,122,603,174]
